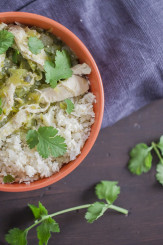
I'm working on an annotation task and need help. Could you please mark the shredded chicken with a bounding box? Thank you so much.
[8,25,48,70]
[22,103,50,114]
[72,63,91,76]
[40,107,56,127]
[0,23,93,142]
[0,109,28,140]
[3,83,16,116]
[40,75,89,103]
[0,23,7,30]
[0,70,36,122]
[0,101,50,140]
[0,53,5,73]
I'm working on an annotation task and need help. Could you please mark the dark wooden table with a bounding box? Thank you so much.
[1,99,163,245]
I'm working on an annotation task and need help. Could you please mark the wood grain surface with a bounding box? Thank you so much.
[1,99,163,245]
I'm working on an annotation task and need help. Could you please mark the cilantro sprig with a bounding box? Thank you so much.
[5,181,128,245]
[44,50,72,88]
[28,37,44,54]
[128,136,163,185]
[0,30,14,54]
[26,126,67,159]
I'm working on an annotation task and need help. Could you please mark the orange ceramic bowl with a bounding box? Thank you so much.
[0,12,104,192]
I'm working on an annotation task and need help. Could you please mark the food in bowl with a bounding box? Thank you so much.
[0,22,95,184]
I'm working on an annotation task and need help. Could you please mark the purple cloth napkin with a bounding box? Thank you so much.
[1,0,163,128]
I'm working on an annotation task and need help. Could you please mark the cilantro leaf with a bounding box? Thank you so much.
[44,50,72,88]
[26,129,39,149]
[157,136,163,156]
[128,143,152,175]
[3,174,15,183]
[85,202,108,223]
[5,228,27,245]
[26,126,67,159]
[28,202,48,220]
[0,98,3,115]
[156,163,163,185]
[37,217,60,245]
[95,181,120,204]
[28,37,44,54]
[44,61,57,88]
[36,127,67,158]
[60,99,74,114]
[0,30,14,54]
[64,99,74,114]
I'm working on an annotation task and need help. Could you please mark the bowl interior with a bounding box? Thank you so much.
[0,12,104,192]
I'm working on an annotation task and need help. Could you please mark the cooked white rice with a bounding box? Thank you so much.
[0,92,95,183]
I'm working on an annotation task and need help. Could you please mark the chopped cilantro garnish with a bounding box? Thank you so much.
[3,174,15,183]
[60,99,74,114]
[64,99,74,114]
[0,30,14,54]
[28,37,44,55]
[44,50,72,88]
[26,126,67,159]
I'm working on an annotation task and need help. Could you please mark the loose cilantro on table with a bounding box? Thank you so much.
[95,180,120,204]
[28,37,44,55]
[5,228,27,245]
[5,181,128,245]
[44,50,72,88]
[128,136,163,185]
[128,143,152,175]
[3,174,15,184]
[0,30,14,54]
[156,163,163,185]
[26,126,67,159]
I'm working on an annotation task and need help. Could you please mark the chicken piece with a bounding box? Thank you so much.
[72,63,91,76]
[0,83,16,122]
[25,26,41,39]
[40,107,56,127]
[0,109,28,140]
[8,25,48,70]
[0,69,36,122]
[2,83,16,116]
[0,22,7,30]
[40,75,89,103]
[0,53,5,73]
[0,101,50,140]
[23,102,50,114]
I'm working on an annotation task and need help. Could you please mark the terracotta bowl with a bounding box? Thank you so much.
[0,12,104,192]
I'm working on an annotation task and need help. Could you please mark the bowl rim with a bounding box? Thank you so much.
[0,12,104,192]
